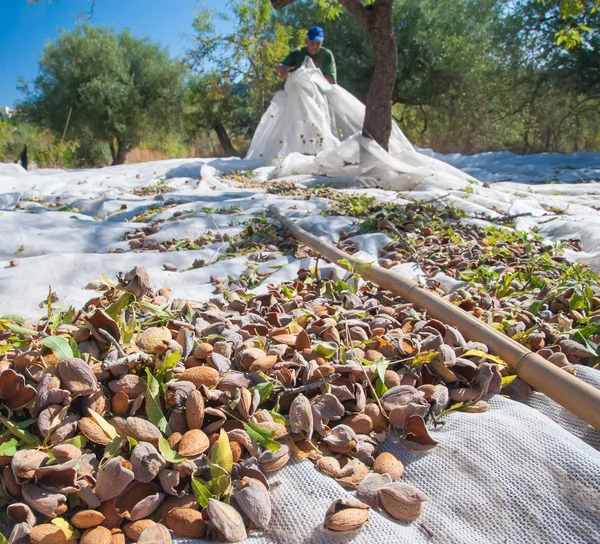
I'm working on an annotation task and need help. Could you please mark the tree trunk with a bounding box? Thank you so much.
[111,138,130,166]
[213,121,238,156]
[109,140,117,162]
[360,1,397,151]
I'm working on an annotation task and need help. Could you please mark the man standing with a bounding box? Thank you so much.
[276,26,337,85]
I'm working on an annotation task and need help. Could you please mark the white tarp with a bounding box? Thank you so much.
[1,64,600,543]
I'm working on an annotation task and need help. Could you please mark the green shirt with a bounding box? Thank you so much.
[281,46,337,83]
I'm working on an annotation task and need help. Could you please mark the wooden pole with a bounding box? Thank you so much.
[268,205,600,431]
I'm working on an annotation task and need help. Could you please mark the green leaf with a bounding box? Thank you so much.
[1,322,38,336]
[209,473,231,499]
[0,417,39,445]
[41,336,74,361]
[68,336,82,358]
[0,314,24,324]
[243,422,281,452]
[211,429,233,479]
[191,476,214,508]
[315,342,336,359]
[127,436,138,449]
[569,291,586,311]
[155,353,180,383]
[501,375,518,387]
[374,357,388,385]
[375,378,388,399]
[63,435,87,449]
[271,411,287,425]
[137,301,174,320]
[0,530,9,544]
[0,438,19,457]
[158,437,185,463]
[105,292,135,320]
[249,380,274,404]
[100,273,118,288]
[102,436,124,466]
[14,417,38,430]
[145,368,171,436]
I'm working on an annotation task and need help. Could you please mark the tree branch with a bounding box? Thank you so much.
[338,0,370,31]
[270,0,298,10]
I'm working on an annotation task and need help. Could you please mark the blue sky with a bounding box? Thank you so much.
[0,0,231,108]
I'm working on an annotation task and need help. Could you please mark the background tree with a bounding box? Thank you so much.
[19,24,185,165]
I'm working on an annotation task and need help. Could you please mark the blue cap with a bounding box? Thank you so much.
[307,26,324,42]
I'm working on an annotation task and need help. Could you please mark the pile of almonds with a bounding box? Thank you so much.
[0,265,519,543]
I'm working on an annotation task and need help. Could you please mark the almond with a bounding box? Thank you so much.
[324,498,370,532]
[138,327,172,355]
[57,357,98,396]
[378,482,426,522]
[158,494,198,523]
[110,528,126,544]
[316,456,341,478]
[417,384,437,399]
[248,355,278,373]
[372,452,404,480]
[79,417,112,445]
[364,402,387,433]
[167,432,182,450]
[28,524,67,544]
[178,366,219,388]
[111,391,130,417]
[185,390,205,429]
[71,509,106,529]
[167,508,207,538]
[137,523,171,544]
[178,429,210,457]
[194,343,213,359]
[80,526,112,544]
[342,414,373,435]
[123,520,155,542]
[230,441,242,463]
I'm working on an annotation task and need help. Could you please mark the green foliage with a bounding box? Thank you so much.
[552,0,600,48]
[277,0,599,154]
[19,24,185,165]
[187,0,304,153]
[0,118,78,168]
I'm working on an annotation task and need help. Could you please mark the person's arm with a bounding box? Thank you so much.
[277,49,297,80]
[321,50,337,85]
[276,64,293,80]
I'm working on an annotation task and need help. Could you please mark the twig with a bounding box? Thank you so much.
[98,329,126,358]
[101,352,150,371]
[273,373,340,396]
